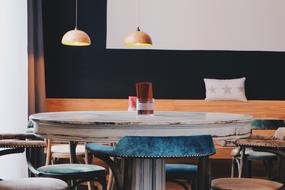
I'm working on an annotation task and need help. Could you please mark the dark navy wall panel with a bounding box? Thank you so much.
[42,0,285,100]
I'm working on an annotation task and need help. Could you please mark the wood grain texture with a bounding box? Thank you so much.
[45,98,285,119]
[211,178,283,190]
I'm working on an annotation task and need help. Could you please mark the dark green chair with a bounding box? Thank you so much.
[0,133,107,190]
[86,135,216,190]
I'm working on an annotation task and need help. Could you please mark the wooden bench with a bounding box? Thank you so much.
[44,98,285,159]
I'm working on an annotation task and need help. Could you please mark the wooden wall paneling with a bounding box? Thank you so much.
[45,98,285,119]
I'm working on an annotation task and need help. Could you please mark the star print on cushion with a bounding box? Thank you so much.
[222,85,232,94]
[204,77,247,101]
[209,86,216,93]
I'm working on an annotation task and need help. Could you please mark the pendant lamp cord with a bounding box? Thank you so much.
[136,0,140,31]
[75,0,78,29]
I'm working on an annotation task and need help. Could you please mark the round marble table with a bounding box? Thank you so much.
[30,111,253,190]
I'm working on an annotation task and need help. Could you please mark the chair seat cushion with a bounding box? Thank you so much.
[38,164,105,175]
[166,164,197,180]
[212,178,283,190]
[247,151,276,160]
[86,143,115,155]
[231,148,276,160]
[51,144,85,155]
[0,177,68,190]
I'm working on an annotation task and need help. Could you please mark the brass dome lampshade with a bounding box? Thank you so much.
[124,0,152,47]
[124,27,152,46]
[61,0,91,46]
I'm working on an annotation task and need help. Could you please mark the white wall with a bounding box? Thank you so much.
[0,0,28,179]
[107,0,285,51]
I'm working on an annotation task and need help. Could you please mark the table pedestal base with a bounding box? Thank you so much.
[124,159,165,190]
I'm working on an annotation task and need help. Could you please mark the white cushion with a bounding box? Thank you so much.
[274,127,285,140]
[204,77,247,101]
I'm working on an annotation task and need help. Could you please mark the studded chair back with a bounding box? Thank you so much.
[113,135,216,158]
[87,135,216,190]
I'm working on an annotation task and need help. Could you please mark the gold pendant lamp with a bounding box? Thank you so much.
[62,0,91,46]
[124,26,152,46]
[124,0,152,47]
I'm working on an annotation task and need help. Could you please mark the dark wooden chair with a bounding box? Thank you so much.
[0,133,107,190]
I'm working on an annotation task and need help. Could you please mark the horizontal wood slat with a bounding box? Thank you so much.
[45,98,285,119]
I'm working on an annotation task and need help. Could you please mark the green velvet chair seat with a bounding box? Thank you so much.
[166,164,198,179]
[86,143,115,156]
[37,164,106,179]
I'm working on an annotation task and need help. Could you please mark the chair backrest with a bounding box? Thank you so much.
[251,119,285,130]
[114,135,216,158]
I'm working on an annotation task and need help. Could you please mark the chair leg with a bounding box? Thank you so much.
[95,181,103,190]
[197,157,211,190]
[45,139,52,165]
[87,181,95,190]
[245,160,252,178]
[231,158,235,177]
[263,159,274,179]
[232,157,242,178]
[85,148,95,190]
[68,180,77,190]
[98,175,107,190]
[239,147,246,178]
[191,176,198,190]
[107,170,115,190]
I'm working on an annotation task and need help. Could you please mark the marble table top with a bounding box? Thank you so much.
[30,111,253,142]
[30,111,252,125]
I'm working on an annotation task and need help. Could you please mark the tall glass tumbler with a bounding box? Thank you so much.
[136,82,155,115]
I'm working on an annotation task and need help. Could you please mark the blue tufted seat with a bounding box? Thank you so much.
[86,135,216,190]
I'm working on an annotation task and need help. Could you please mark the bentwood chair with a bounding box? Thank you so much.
[86,135,216,190]
[231,119,285,178]
[0,133,68,190]
[212,136,285,190]
[45,139,86,165]
[0,133,107,190]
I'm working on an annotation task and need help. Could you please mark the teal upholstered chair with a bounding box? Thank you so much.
[231,119,285,178]
[86,135,216,190]
[0,134,68,190]
[0,133,107,190]
[165,163,198,189]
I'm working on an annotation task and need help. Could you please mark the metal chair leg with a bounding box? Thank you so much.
[238,147,246,178]
[231,158,235,177]
[98,175,107,190]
